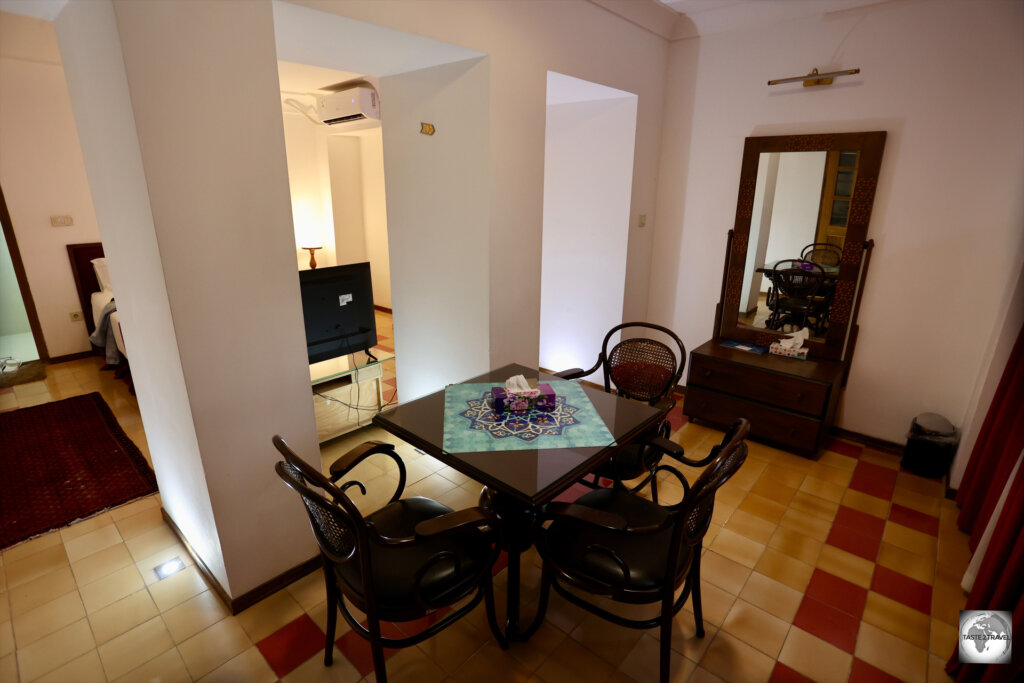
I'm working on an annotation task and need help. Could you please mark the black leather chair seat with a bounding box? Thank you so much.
[543,488,693,594]
[591,442,647,481]
[335,497,492,616]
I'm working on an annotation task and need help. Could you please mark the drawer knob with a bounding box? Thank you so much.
[796,392,805,401]
[703,369,712,377]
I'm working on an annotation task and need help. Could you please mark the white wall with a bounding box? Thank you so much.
[762,151,825,269]
[282,105,337,269]
[0,11,101,357]
[539,83,638,376]
[651,0,1024,443]
[359,129,391,308]
[327,134,366,266]
[0,229,31,336]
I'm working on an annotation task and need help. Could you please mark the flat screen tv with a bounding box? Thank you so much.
[299,262,377,364]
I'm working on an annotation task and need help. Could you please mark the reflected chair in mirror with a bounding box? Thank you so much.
[765,259,829,335]
[555,322,686,502]
[800,242,843,268]
[526,419,750,683]
[272,436,507,683]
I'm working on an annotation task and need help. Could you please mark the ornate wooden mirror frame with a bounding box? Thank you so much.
[717,131,886,362]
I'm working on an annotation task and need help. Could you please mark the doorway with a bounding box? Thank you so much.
[0,184,47,370]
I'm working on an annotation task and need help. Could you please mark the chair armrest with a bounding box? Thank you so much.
[646,435,719,468]
[554,368,586,379]
[414,507,499,538]
[328,441,407,503]
[541,502,627,531]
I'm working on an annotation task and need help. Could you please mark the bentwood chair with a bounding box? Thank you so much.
[555,322,686,501]
[765,259,829,334]
[800,242,843,268]
[273,436,507,683]
[527,419,750,683]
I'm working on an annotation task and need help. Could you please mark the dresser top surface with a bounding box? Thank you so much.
[692,339,846,384]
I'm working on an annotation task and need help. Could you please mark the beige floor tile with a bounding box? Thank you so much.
[236,587,305,642]
[8,565,76,617]
[112,647,192,683]
[114,507,166,541]
[748,479,798,508]
[860,448,901,470]
[0,621,11,658]
[570,611,644,667]
[97,615,174,680]
[162,590,228,643]
[931,577,967,626]
[896,470,945,497]
[806,462,852,488]
[34,649,106,683]
[815,545,874,589]
[88,588,159,645]
[149,565,208,612]
[414,616,487,673]
[654,612,718,664]
[841,488,890,519]
[862,591,931,649]
[11,589,85,647]
[738,572,802,623]
[3,533,62,565]
[535,636,616,683]
[451,641,534,683]
[876,542,935,585]
[4,544,69,589]
[777,508,831,542]
[80,564,145,613]
[109,495,161,522]
[281,646,361,683]
[883,521,938,558]
[404,472,459,499]
[714,485,746,510]
[708,528,765,569]
[816,451,857,473]
[690,666,728,683]
[927,653,955,683]
[788,490,840,521]
[767,526,823,566]
[59,513,115,543]
[724,510,776,545]
[720,599,788,658]
[930,617,958,657]
[199,646,278,683]
[65,524,124,564]
[798,475,845,503]
[710,501,736,527]
[71,542,134,587]
[758,465,806,489]
[698,630,774,683]
[777,626,851,683]
[619,633,697,683]
[685,581,736,628]
[124,526,180,563]
[753,548,813,592]
[0,594,8,624]
[380,645,446,683]
[15,617,95,682]
[855,621,928,683]
[699,551,751,596]
[177,617,252,679]
[892,487,942,517]
[285,569,326,612]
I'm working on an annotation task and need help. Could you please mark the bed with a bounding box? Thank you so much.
[67,242,128,365]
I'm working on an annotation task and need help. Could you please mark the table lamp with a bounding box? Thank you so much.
[302,245,322,270]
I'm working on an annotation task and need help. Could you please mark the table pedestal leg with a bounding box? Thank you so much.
[480,488,534,642]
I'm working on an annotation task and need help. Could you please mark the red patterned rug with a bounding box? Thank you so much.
[0,392,158,549]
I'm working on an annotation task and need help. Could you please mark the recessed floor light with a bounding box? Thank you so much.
[154,557,186,581]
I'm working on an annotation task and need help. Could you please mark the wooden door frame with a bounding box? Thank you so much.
[0,184,49,362]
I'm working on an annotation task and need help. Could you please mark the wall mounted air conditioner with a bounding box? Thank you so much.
[316,86,380,126]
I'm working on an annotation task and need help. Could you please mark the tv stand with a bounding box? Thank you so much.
[311,352,394,443]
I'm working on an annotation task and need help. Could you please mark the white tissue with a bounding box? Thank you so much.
[505,374,539,396]
[779,327,810,350]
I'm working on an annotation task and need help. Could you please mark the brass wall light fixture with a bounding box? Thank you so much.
[768,67,860,87]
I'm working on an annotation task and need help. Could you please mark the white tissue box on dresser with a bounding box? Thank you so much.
[769,342,808,359]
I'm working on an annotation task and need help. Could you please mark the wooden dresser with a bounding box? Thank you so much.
[683,339,846,457]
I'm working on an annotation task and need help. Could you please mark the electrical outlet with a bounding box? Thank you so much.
[50,215,74,227]
[69,311,83,322]
[638,214,647,228]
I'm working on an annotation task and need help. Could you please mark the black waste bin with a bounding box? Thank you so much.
[901,412,960,479]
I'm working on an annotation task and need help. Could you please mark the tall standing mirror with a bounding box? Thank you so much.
[718,132,886,361]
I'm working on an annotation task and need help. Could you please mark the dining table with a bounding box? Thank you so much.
[371,362,665,640]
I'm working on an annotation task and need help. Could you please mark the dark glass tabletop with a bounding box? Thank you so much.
[372,363,663,506]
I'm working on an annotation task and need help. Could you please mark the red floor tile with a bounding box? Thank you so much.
[375,344,394,353]
[825,524,881,562]
[394,606,452,637]
[849,657,903,682]
[888,503,939,536]
[870,565,933,614]
[335,621,403,677]
[805,569,868,618]
[492,550,509,576]
[256,614,326,678]
[832,505,886,540]
[848,461,897,500]
[665,403,687,433]
[824,438,862,459]
[552,482,592,503]
[769,661,816,682]
[793,595,860,653]
[383,377,397,387]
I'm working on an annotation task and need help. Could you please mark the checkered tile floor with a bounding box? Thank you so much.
[1,327,968,682]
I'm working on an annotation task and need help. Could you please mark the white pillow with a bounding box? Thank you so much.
[91,258,113,292]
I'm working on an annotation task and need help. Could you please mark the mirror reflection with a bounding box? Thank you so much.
[736,149,859,338]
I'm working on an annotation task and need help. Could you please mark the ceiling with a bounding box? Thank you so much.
[655,0,889,37]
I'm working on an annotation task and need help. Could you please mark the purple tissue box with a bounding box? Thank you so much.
[492,384,556,413]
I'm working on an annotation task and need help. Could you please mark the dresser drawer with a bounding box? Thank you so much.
[689,354,829,417]
[683,386,821,454]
